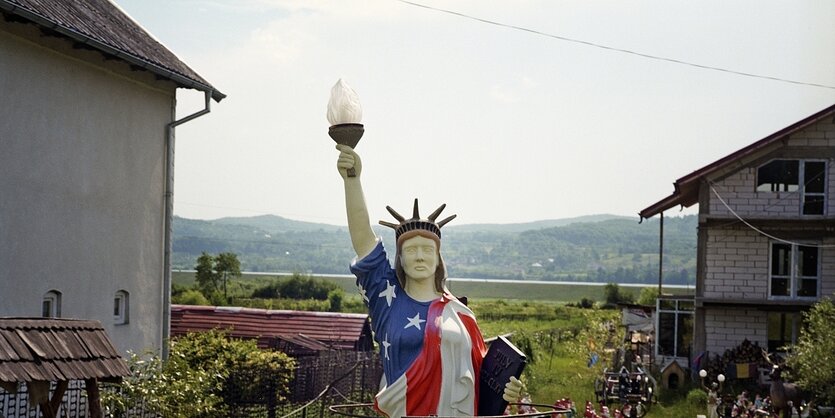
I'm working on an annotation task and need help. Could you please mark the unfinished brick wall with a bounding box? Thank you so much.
[704,307,767,354]
[708,119,835,218]
[704,228,768,300]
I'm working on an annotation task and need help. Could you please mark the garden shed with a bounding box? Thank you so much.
[0,318,130,418]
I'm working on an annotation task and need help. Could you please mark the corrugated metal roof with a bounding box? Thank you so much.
[639,103,835,219]
[170,305,372,351]
[0,0,225,101]
[0,318,130,383]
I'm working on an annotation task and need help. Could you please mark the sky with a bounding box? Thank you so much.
[114,0,835,226]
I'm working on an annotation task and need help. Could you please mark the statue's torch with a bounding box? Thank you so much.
[327,79,364,177]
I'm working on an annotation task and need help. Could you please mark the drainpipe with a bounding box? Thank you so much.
[162,91,212,360]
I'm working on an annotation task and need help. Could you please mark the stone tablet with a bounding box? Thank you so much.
[478,335,527,416]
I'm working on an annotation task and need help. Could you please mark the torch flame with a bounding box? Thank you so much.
[327,79,363,126]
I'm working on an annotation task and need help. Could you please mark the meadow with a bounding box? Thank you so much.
[173,271,703,417]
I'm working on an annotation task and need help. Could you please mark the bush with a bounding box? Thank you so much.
[251,273,339,300]
[104,330,295,417]
[173,289,210,306]
[686,388,707,406]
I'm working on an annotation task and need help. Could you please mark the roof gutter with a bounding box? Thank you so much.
[161,91,212,360]
[0,1,225,102]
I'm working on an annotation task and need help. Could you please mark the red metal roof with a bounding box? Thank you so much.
[0,0,224,101]
[170,305,371,351]
[0,318,129,383]
[640,104,835,219]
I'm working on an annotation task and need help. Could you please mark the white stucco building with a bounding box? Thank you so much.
[0,0,224,356]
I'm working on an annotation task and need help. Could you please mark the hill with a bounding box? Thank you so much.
[172,214,697,285]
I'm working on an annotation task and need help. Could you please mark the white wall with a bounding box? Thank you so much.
[0,23,176,354]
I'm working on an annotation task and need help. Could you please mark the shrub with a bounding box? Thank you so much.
[105,330,295,417]
[173,289,210,306]
[686,388,707,406]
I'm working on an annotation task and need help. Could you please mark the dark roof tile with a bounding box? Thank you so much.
[0,0,224,101]
[0,318,129,383]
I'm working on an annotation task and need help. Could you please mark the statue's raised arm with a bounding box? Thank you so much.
[336,144,376,259]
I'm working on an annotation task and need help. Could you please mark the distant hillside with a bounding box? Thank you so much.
[212,214,345,234]
[172,214,697,285]
[447,214,634,233]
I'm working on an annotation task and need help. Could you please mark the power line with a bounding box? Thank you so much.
[396,0,835,90]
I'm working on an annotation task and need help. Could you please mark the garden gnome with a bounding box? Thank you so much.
[336,145,522,417]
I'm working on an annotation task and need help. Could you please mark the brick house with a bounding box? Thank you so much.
[640,104,835,362]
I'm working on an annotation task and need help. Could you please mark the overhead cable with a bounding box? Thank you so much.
[396,0,835,90]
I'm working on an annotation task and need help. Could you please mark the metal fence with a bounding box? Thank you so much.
[0,351,382,418]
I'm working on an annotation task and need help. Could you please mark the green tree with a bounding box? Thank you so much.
[195,252,219,297]
[636,287,660,306]
[215,252,242,300]
[787,298,835,404]
[603,282,634,305]
[328,288,344,312]
[194,252,242,304]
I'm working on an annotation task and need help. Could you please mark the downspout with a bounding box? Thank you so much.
[162,90,212,360]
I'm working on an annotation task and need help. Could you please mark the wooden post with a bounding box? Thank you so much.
[85,378,103,418]
[658,211,664,295]
[39,380,68,418]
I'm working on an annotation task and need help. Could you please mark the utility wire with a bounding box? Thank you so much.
[396,0,835,90]
[710,185,835,248]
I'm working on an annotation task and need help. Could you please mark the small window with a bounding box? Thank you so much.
[757,159,828,215]
[42,290,62,318]
[757,160,799,192]
[114,290,129,325]
[769,242,819,299]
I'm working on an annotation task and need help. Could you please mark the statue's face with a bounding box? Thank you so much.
[400,235,438,281]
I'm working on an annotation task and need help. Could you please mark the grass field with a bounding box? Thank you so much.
[172,271,693,304]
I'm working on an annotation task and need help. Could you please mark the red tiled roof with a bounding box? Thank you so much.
[639,104,835,219]
[170,305,372,351]
[0,318,129,383]
[0,0,224,101]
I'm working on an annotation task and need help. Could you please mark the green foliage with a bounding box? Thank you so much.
[686,388,707,406]
[173,289,210,305]
[103,351,222,418]
[104,331,294,417]
[603,282,634,305]
[637,286,661,306]
[787,298,835,404]
[251,272,339,300]
[194,252,242,303]
[327,288,344,312]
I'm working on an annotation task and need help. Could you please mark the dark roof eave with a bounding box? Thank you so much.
[639,103,835,220]
[0,2,226,102]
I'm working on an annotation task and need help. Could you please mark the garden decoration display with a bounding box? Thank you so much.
[700,369,725,418]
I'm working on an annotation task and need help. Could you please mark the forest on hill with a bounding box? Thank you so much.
[172,214,697,285]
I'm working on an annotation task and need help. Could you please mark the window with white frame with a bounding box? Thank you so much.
[656,298,693,358]
[756,159,827,215]
[770,242,819,299]
[42,290,62,318]
[114,290,129,324]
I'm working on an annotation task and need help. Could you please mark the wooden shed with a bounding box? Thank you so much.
[0,318,130,418]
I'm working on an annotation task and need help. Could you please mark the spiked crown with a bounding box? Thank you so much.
[379,199,456,240]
